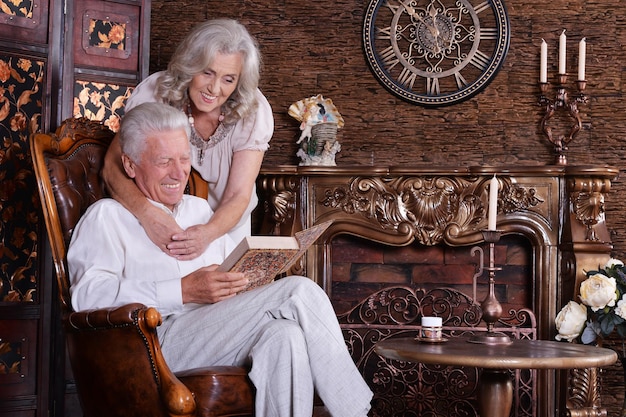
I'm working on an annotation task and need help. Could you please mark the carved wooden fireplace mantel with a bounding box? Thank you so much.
[255,164,618,417]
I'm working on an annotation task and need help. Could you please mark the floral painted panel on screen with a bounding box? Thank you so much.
[0,0,46,44]
[0,55,44,303]
[73,80,133,132]
[0,0,34,18]
[0,340,22,374]
[87,18,127,51]
[80,11,133,62]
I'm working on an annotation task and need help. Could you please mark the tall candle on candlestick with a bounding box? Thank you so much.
[488,175,499,231]
[578,37,586,81]
[540,39,548,83]
[559,29,566,74]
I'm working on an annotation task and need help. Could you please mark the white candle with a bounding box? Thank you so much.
[578,37,586,81]
[488,175,499,231]
[540,39,548,83]
[559,29,566,75]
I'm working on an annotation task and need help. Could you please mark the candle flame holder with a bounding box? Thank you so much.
[469,230,512,345]
[539,74,588,165]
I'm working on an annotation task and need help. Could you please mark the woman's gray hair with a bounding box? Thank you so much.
[119,102,191,163]
[154,18,261,123]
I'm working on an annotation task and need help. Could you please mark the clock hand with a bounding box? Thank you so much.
[428,2,438,17]
[402,2,440,39]
[402,3,425,24]
[426,2,450,52]
[427,2,440,38]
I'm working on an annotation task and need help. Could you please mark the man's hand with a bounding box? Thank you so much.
[181,265,248,304]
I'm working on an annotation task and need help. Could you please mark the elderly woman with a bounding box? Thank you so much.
[103,18,273,260]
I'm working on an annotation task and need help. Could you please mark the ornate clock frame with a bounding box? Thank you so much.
[362,0,511,106]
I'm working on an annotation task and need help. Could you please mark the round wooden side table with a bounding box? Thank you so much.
[375,337,617,417]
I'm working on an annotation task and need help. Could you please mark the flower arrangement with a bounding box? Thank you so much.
[555,258,626,349]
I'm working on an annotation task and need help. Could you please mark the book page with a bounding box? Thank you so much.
[230,248,299,292]
[286,220,334,273]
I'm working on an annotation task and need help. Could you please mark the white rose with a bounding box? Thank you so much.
[615,295,626,320]
[579,274,617,312]
[605,258,624,269]
[555,301,588,342]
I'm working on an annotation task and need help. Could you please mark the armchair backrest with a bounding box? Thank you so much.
[31,117,114,313]
[30,118,198,417]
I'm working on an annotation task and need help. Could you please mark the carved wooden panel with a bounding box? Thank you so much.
[0,3,54,413]
[0,1,149,416]
[0,318,36,398]
[61,0,149,121]
[72,0,141,71]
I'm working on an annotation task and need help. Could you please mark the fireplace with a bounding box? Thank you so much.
[256,164,618,417]
[331,234,537,417]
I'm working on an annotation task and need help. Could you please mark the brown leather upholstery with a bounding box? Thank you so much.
[31,118,254,417]
[188,168,209,200]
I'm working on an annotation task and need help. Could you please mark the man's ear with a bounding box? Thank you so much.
[121,154,136,179]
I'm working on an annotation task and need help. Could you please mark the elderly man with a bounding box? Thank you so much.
[67,102,373,417]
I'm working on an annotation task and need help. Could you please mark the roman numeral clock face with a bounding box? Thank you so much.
[363,0,510,106]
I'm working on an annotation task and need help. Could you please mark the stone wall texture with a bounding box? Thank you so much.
[150,0,626,412]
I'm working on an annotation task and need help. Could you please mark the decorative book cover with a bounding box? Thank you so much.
[218,220,333,292]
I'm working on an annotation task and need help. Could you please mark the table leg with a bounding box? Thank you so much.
[478,369,513,417]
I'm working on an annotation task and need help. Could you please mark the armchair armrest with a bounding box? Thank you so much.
[177,367,254,416]
[65,304,197,417]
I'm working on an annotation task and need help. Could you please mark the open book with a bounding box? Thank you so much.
[217,220,333,293]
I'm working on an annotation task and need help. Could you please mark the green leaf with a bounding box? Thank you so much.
[600,317,615,336]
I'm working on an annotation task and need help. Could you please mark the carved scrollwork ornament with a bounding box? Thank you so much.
[499,183,544,213]
[571,191,604,241]
[320,175,542,246]
[270,190,296,223]
[258,176,298,226]
[567,177,611,242]
[566,367,606,417]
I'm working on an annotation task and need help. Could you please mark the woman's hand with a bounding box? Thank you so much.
[169,150,265,260]
[139,204,185,255]
[168,223,214,260]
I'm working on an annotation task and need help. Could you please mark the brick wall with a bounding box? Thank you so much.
[330,234,531,315]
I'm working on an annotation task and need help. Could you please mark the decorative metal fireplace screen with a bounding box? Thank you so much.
[337,285,537,417]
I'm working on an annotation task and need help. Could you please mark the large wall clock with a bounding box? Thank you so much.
[363,0,510,106]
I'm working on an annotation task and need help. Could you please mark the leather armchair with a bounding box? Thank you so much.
[31,118,254,417]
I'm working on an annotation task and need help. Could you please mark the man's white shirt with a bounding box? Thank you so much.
[67,195,235,315]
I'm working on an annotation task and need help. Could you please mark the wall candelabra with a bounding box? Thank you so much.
[539,74,588,165]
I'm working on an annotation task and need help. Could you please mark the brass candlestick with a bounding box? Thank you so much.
[469,230,512,345]
[539,74,588,165]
